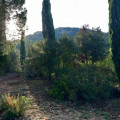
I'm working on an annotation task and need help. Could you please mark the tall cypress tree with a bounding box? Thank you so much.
[109,0,120,80]
[20,31,26,70]
[42,0,56,80]
[42,0,55,41]
[16,8,27,71]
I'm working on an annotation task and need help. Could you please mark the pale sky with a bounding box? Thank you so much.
[9,0,109,37]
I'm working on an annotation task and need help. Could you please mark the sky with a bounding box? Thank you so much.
[9,0,109,37]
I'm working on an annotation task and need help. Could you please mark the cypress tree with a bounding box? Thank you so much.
[20,31,26,70]
[17,9,27,71]
[109,0,120,80]
[42,0,56,80]
[42,0,55,41]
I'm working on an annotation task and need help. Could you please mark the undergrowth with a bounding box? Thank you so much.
[0,93,31,120]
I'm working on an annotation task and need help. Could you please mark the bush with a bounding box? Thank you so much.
[24,41,57,79]
[47,34,117,102]
[76,63,118,101]
[48,35,79,101]
[75,26,110,63]
[24,31,119,102]
[24,35,78,80]
[78,80,113,101]
[49,67,78,101]
[0,55,6,75]
[24,56,44,78]
[24,42,45,78]
[0,93,31,120]
[5,49,19,73]
[57,34,78,67]
[0,41,20,75]
[49,63,118,102]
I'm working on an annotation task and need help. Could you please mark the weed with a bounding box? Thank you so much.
[0,93,31,120]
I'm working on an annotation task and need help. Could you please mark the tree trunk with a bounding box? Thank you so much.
[0,0,6,74]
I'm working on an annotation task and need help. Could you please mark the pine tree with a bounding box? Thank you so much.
[42,0,55,41]
[0,0,26,74]
[109,0,120,80]
[0,0,26,46]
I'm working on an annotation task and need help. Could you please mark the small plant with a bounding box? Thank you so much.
[80,111,89,119]
[0,93,31,120]
[102,112,109,119]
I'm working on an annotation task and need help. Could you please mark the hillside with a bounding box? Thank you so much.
[25,27,80,43]
[25,27,109,44]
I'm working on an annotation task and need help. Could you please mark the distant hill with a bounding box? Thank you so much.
[25,27,109,46]
[25,27,80,43]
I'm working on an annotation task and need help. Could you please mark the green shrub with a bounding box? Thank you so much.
[0,41,20,75]
[78,80,113,101]
[48,34,118,102]
[49,67,78,101]
[0,93,31,120]
[24,56,44,78]
[5,49,19,73]
[75,26,109,64]
[0,55,6,75]
[24,42,45,78]
[24,35,77,80]
[48,35,79,100]
[76,63,118,101]
[49,63,118,102]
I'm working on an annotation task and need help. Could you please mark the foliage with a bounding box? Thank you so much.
[24,35,77,80]
[49,67,78,101]
[42,0,55,41]
[102,51,115,71]
[109,0,120,81]
[57,35,78,68]
[24,42,45,78]
[41,0,57,79]
[49,62,118,102]
[0,0,26,74]
[0,0,6,59]
[24,33,119,102]
[25,27,109,45]
[16,8,27,32]
[0,93,31,120]
[49,35,78,101]
[0,55,6,75]
[76,63,118,101]
[17,4,27,71]
[0,41,20,75]
[20,31,26,70]
[75,26,109,63]
[24,40,57,79]
[0,41,6,75]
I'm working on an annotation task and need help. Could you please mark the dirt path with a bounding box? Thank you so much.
[0,74,119,120]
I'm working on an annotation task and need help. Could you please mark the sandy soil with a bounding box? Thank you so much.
[0,73,120,120]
